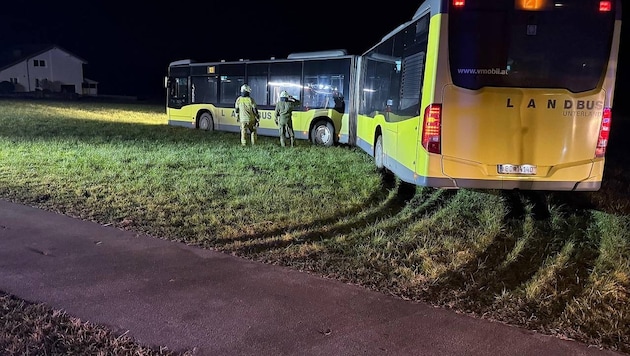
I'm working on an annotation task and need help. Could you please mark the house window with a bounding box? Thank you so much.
[9,78,18,84]
[35,79,40,87]
[33,59,46,67]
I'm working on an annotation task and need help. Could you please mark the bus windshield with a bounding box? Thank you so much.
[448,0,617,92]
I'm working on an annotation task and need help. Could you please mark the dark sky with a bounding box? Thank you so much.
[0,0,419,100]
[1,0,628,114]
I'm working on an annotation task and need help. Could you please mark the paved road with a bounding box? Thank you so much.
[0,199,623,356]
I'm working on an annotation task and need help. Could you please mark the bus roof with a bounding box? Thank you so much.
[169,59,193,66]
[287,49,348,59]
[169,50,351,68]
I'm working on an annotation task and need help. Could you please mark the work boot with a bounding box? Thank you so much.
[280,136,286,147]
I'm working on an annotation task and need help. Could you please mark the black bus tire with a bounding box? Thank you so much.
[311,121,334,147]
[198,112,214,131]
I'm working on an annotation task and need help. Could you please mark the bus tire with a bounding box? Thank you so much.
[374,134,385,170]
[311,121,334,147]
[198,112,214,131]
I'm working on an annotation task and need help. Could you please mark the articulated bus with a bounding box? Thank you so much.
[166,50,355,147]
[166,0,622,191]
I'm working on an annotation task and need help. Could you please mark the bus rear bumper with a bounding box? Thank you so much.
[440,156,604,191]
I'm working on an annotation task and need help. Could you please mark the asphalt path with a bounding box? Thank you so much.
[0,199,623,355]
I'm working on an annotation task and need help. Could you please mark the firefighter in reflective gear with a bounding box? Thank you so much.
[274,90,299,147]
[235,84,259,146]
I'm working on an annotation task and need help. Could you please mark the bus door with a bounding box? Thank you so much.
[166,76,192,126]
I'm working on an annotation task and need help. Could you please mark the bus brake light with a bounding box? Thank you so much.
[599,1,612,12]
[595,107,612,157]
[422,104,442,154]
[453,0,465,7]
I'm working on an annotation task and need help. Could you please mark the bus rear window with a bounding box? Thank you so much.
[448,0,616,92]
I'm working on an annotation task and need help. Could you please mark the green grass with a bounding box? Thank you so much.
[1,98,629,354]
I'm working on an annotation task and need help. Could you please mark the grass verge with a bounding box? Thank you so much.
[0,99,628,354]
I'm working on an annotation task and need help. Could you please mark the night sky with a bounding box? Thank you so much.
[1,0,628,115]
[0,1,418,101]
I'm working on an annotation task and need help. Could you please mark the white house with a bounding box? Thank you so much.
[0,44,96,96]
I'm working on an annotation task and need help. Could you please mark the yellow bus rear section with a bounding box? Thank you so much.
[438,86,605,190]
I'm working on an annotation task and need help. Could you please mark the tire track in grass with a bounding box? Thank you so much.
[457,219,570,311]
[420,190,532,303]
[479,210,601,349]
[516,211,600,328]
[423,194,599,334]
[422,228,519,306]
[209,172,399,249]
[233,186,457,277]
[297,187,460,283]
[330,187,458,250]
[226,179,419,255]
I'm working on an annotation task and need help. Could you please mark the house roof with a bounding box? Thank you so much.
[0,44,87,71]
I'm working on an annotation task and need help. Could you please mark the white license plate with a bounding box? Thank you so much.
[497,164,537,175]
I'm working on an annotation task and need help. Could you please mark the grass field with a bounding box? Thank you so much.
[0,99,629,355]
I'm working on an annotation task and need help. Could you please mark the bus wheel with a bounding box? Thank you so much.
[198,112,214,131]
[311,121,334,147]
[374,134,385,170]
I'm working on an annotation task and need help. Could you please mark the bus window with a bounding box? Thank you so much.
[219,75,243,105]
[449,0,616,92]
[191,76,218,104]
[303,58,350,112]
[247,63,269,106]
[361,13,428,121]
[362,59,398,117]
[219,63,245,104]
[303,77,344,110]
[248,75,268,106]
[269,62,302,105]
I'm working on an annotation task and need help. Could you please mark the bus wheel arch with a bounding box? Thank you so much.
[374,127,385,171]
[310,118,335,147]
[197,111,214,131]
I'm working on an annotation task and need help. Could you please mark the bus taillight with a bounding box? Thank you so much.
[595,107,612,158]
[453,0,465,7]
[599,1,612,12]
[422,104,442,154]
